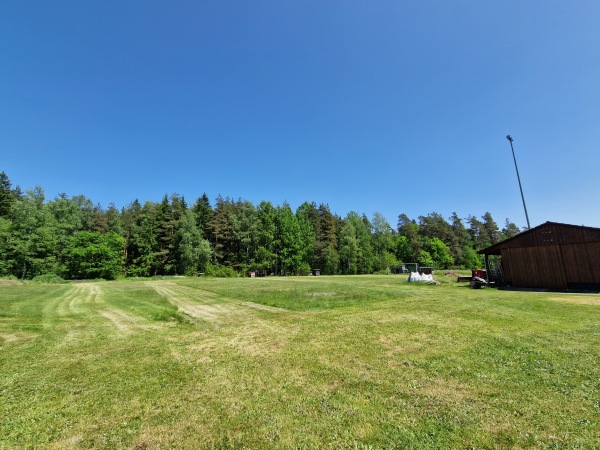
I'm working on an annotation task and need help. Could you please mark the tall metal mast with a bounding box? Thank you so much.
[506,135,531,229]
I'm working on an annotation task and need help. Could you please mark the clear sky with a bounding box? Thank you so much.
[2,1,599,229]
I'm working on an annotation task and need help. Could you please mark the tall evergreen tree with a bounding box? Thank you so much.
[467,215,490,250]
[0,217,12,275]
[449,212,472,265]
[121,199,142,274]
[106,203,124,235]
[193,193,213,240]
[482,212,501,245]
[419,212,455,246]
[0,171,14,218]
[92,203,109,233]
[501,218,521,240]
[209,195,234,266]
[154,194,182,274]
[314,204,338,273]
[131,201,159,276]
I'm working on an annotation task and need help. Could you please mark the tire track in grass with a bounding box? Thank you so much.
[149,281,295,356]
[97,309,139,336]
[85,283,161,336]
[149,282,236,323]
[52,284,80,318]
[48,283,156,337]
[149,282,285,323]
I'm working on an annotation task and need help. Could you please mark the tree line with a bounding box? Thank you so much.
[0,171,521,280]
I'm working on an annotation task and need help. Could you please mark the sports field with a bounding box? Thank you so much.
[1,276,598,449]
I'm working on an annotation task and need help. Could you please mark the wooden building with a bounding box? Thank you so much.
[478,221,600,290]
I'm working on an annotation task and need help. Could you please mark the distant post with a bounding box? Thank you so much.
[506,135,531,229]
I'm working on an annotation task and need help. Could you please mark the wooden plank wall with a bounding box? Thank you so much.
[502,246,567,289]
[560,242,600,284]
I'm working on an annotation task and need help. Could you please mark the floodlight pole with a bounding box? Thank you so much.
[506,135,531,229]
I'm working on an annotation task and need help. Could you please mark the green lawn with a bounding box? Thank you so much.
[1,275,599,449]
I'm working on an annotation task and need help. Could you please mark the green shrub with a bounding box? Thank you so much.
[31,274,69,284]
[0,275,18,281]
[204,264,238,278]
[297,263,311,276]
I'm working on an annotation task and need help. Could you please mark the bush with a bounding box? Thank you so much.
[204,264,238,278]
[31,274,69,284]
[0,275,18,281]
[297,263,311,276]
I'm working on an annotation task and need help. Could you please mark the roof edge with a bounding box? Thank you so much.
[478,221,600,255]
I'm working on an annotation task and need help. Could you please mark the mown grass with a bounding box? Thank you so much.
[1,275,598,449]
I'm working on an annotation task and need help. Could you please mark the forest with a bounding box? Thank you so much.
[0,171,520,280]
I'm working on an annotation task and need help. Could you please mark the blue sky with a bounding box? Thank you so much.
[2,1,599,229]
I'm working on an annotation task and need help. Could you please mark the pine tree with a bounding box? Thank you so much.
[209,195,233,266]
[106,203,124,235]
[192,193,213,240]
[501,219,521,239]
[121,199,142,274]
[419,212,455,246]
[131,201,159,276]
[449,212,472,266]
[92,203,108,233]
[0,171,14,218]
[467,215,491,250]
[482,212,501,245]
[314,204,338,273]
[154,194,180,274]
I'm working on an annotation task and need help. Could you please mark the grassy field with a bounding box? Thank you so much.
[1,275,599,449]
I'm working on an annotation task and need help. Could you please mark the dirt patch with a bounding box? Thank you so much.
[0,331,39,344]
[0,279,23,286]
[49,434,83,449]
[307,292,337,297]
[548,296,600,306]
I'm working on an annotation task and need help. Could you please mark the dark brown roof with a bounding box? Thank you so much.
[478,221,600,255]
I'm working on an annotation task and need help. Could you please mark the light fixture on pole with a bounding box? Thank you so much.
[506,135,531,229]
